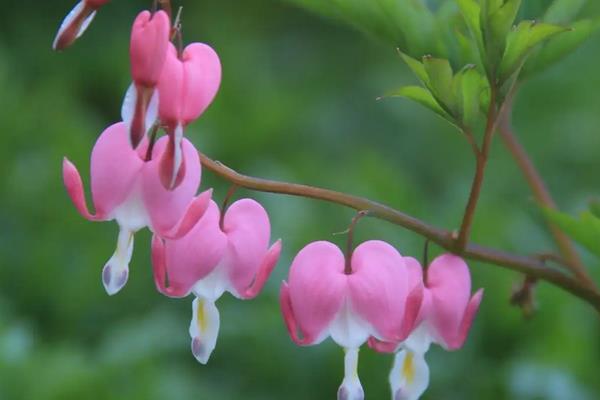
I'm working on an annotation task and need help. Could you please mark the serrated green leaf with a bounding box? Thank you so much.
[523,18,600,77]
[544,0,586,25]
[385,86,455,123]
[399,52,430,85]
[543,209,600,258]
[498,21,569,82]
[423,56,455,110]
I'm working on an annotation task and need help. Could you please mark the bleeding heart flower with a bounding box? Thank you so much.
[156,42,221,189]
[369,254,483,400]
[62,121,211,296]
[280,241,423,400]
[53,0,110,51]
[152,198,281,364]
[122,10,171,148]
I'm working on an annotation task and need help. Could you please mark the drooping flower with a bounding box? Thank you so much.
[152,198,281,364]
[369,254,483,400]
[53,0,111,51]
[122,10,171,148]
[280,241,423,400]
[63,122,211,295]
[156,42,221,189]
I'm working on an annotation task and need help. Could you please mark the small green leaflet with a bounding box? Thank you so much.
[543,208,600,259]
[498,20,568,82]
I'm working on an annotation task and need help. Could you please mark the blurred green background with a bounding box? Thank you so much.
[1,0,600,399]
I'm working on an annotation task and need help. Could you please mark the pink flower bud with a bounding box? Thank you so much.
[130,10,170,87]
[122,10,170,149]
[158,42,222,129]
[53,0,110,51]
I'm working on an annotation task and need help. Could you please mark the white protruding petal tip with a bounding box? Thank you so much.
[389,349,430,400]
[338,348,364,400]
[102,262,129,296]
[189,298,220,365]
[337,381,365,400]
[102,228,134,296]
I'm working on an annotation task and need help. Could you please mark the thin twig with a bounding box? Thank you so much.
[344,211,370,274]
[198,152,600,312]
[456,85,497,250]
[498,100,595,289]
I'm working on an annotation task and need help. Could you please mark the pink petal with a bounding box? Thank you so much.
[285,241,347,345]
[53,1,95,51]
[126,85,156,148]
[221,199,277,297]
[156,189,212,240]
[446,288,484,350]
[403,256,430,330]
[62,157,103,221]
[404,257,424,291]
[397,281,424,341]
[426,254,477,349]
[157,42,221,128]
[156,200,227,297]
[348,240,408,341]
[86,0,110,7]
[129,10,170,87]
[179,43,222,124]
[157,44,182,129]
[280,281,311,345]
[151,234,169,295]
[367,337,399,354]
[239,240,282,299]
[90,122,144,217]
[141,134,201,233]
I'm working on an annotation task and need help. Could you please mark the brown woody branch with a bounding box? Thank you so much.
[199,153,600,312]
[497,96,595,289]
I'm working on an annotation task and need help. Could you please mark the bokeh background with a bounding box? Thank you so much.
[1,0,600,399]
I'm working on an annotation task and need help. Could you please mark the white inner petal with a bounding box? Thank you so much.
[337,347,364,400]
[389,349,430,400]
[328,300,373,349]
[191,263,230,303]
[111,183,150,233]
[189,297,220,365]
[102,227,134,296]
[404,324,433,355]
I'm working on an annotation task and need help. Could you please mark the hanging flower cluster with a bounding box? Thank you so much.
[281,240,483,399]
[55,2,484,399]
[60,3,280,361]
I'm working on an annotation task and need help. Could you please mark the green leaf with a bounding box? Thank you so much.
[498,21,569,82]
[422,56,455,110]
[457,0,485,58]
[544,0,587,25]
[399,51,430,85]
[489,0,521,45]
[590,199,600,219]
[384,86,455,123]
[543,209,600,258]
[455,66,485,127]
[523,18,600,77]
